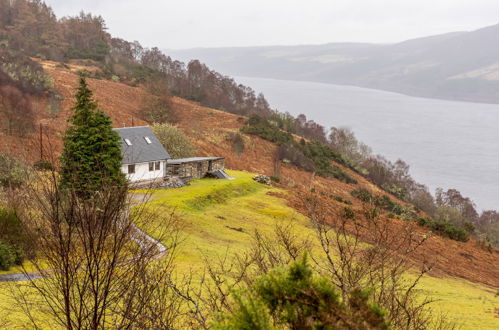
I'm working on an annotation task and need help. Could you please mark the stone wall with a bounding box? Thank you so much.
[166,158,225,179]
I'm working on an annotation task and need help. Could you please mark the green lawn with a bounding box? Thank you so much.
[138,170,315,271]
[139,170,499,329]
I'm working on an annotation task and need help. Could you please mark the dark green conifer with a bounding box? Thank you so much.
[60,77,124,196]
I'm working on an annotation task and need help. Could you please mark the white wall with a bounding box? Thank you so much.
[122,160,166,182]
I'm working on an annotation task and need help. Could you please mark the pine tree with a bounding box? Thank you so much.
[60,77,124,196]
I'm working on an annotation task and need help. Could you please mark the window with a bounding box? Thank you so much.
[155,161,160,170]
[144,136,152,144]
[124,138,132,146]
[128,164,135,174]
[149,162,154,171]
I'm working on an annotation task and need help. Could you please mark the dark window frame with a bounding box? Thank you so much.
[128,164,136,174]
[155,161,160,170]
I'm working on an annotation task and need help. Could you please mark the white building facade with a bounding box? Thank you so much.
[114,126,171,183]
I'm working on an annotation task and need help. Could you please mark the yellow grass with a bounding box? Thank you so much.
[138,170,499,329]
[0,170,496,328]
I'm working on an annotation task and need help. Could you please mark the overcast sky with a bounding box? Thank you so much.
[45,0,499,49]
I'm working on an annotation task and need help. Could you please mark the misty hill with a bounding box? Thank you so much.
[168,23,499,104]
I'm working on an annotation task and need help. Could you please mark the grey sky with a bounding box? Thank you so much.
[45,0,499,49]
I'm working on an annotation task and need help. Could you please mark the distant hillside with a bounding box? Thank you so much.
[169,23,499,104]
[0,1,497,291]
[1,60,497,289]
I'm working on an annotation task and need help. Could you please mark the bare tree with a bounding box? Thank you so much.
[7,171,184,329]
[0,85,34,136]
[186,196,453,329]
[301,193,448,329]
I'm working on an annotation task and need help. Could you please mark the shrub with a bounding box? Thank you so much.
[139,94,177,124]
[417,217,469,242]
[297,142,356,183]
[331,195,353,205]
[34,159,55,171]
[343,207,355,219]
[299,140,347,168]
[241,115,293,145]
[277,144,314,172]
[0,153,26,188]
[329,165,357,184]
[152,123,196,159]
[227,132,245,154]
[351,188,373,202]
[216,256,390,329]
[269,176,280,183]
[0,240,16,270]
[0,207,32,265]
[241,115,356,183]
[0,49,53,94]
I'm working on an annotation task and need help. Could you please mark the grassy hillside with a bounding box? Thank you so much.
[0,61,497,328]
[136,170,313,270]
[0,173,497,328]
[0,60,497,287]
[134,171,498,329]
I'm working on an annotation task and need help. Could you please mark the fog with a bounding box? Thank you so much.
[45,0,499,49]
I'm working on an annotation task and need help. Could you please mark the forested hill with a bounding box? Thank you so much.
[0,1,498,261]
[169,23,499,104]
[0,0,281,119]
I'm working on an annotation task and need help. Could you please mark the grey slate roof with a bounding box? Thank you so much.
[166,157,223,165]
[113,126,171,164]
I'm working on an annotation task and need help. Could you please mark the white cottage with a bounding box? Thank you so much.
[114,126,171,182]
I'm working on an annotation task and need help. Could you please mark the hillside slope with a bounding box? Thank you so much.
[169,23,499,104]
[1,61,498,288]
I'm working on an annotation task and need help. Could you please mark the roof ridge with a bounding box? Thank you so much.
[113,126,150,130]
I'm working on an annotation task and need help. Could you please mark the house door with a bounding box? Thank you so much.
[208,160,213,172]
[197,163,202,178]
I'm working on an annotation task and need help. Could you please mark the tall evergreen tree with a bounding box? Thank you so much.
[60,77,124,196]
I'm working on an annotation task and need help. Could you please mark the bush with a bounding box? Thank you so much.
[331,195,353,205]
[0,49,53,94]
[0,208,30,265]
[277,144,314,172]
[139,94,177,124]
[241,115,357,183]
[0,153,26,188]
[216,256,389,329]
[34,159,55,171]
[351,188,373,202]
[241,115,293,145]
[269,176,280,183]
[227,132,245,154]
[417,217,469,242]
[0,240,16,270]
[344,207,355,219]
[297,142,356,183]
[152,123,196,159]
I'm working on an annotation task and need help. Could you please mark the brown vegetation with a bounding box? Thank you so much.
[1,60,497,288]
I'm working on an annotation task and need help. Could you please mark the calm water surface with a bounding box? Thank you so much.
[237,76,499,211]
